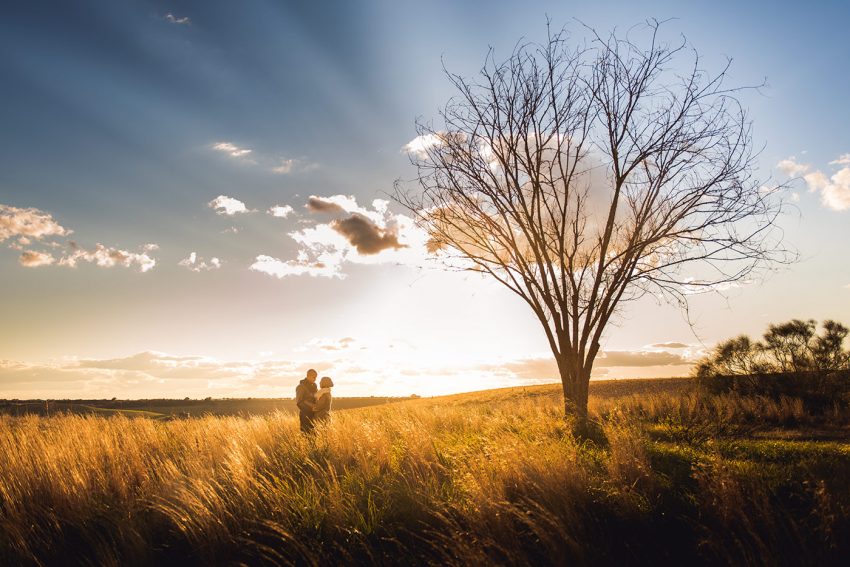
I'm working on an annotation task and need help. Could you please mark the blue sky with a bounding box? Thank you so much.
[1,0,849,398]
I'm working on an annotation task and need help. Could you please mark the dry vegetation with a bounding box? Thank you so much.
[2,380,850,566]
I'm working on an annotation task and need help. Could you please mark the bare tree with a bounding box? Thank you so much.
[396,22,789,421]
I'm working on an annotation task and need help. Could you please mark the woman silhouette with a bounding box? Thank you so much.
[314,376,334,422]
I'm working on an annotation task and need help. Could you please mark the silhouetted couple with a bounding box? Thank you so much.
[295,368,334,433]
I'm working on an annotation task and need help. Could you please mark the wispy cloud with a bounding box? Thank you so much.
[594,350,689,367]
[212,142,252,158]
[178,252,221,272]
[21,243,158,272]
[271,158,317,175]
[250,253,345,279]
[777,154,850,211]
[55,243,158,272]
[300,337,358,352]
[650,342,690,349]
[211,141,315,174]
[0,351,308,398]
[208,195,251,215]
[271,158,297,174]
[268,205,294,218]
[486,350,693,381]
[164,13,191,25]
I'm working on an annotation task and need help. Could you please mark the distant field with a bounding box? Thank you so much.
[0,395,417,419]
[2,375,849,565]
[0,376,691,418]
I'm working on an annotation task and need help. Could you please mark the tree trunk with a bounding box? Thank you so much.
[558,354,590,423]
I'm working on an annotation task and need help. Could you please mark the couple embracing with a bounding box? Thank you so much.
[295,368,334,433]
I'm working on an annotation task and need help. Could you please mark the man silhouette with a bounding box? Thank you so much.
[295,369,318,433]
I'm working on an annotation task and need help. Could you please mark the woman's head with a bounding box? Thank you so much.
[320,376,334,388]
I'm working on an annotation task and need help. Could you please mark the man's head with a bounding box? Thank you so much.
[306,369,318,383]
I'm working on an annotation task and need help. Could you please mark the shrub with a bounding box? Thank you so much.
[694,319,850,401]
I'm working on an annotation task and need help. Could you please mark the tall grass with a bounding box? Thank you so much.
[1,386,849,565]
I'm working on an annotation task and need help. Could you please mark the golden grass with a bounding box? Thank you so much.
[1,383,849,565]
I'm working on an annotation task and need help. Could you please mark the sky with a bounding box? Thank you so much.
[1,0,849,399]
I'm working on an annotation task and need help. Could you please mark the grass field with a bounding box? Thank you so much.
[0,396,416,420]
[1,378,849,565]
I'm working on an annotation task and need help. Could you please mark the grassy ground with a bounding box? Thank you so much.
[1,378,848,566]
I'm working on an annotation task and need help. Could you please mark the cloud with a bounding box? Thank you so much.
[594,351,688,367]
[482,349,693,382]
[54,243,158,272]
[1,204,70,243]
[306,196,348,215]
[402,132,473,161]
[212,142,252,158]
[271,157,317,175]
[178,252,221,272]
[776,157,809,178]
[254,195,433,280]
[272,159,296,174]
[211,142,316,174]
[19,243,158,272]
[165,13,191,25]
[331,214,405,255]
[4,202,158,273]
[300,337,357,351]
[501,357,559,380]
[403,133,446,159]
[805,168,850,211]
[650,342,690,349]
[268,205,294,218]
[305,195,388,223]
[249,253,345,279]
[0,351,312,398]
[208,195,250,215]
[777,154,850,211]
[19,250,55,267]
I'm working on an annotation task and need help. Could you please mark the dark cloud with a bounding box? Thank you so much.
[331,214,405,255]
[306,197,346,215]
[650,342,690,349]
